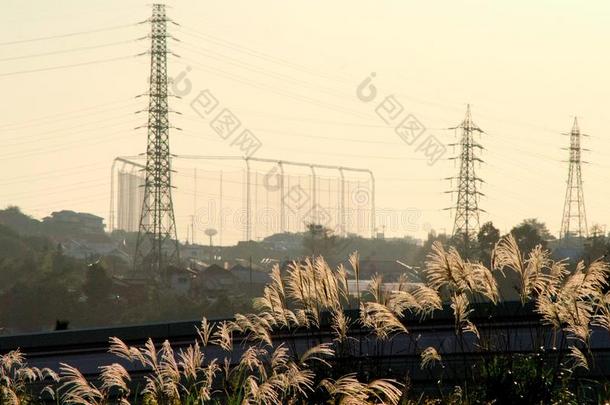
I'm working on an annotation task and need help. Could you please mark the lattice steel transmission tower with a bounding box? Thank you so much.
[134,3,180,278]
[560,117,588,240]
[446,105,485,256]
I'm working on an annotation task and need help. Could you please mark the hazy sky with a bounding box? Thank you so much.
[1,0,609,242]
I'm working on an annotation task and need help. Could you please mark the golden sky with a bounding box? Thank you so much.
[1,0,609,242]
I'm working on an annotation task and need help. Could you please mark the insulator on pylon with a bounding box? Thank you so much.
[445,104,485,257]
[133,3,180,280]
[559,117,589,241]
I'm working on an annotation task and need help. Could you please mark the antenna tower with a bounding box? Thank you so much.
[560,117,588,240]
[134,3,180,279]
[446,105,485,256]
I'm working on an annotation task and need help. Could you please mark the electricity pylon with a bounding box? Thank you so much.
[446,104,485,257]
[560,117,588,240]
[134,3,180,279]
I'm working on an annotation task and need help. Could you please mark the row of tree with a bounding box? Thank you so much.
[1,206,608,334]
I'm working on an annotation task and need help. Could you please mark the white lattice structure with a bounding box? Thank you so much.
[110,155,376,245]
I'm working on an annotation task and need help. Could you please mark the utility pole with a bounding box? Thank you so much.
[219,170,223,246]
[192,168,197,245]
[133,4,180,281]
[560,117,588,240]
[249,255,253,292]
[445,105,485,258]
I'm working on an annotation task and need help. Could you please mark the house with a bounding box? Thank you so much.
[61,237,117,259]
[40,211,119,259]
[43,210,105,235]
[194,264,239,294]
[262,232,303,252]
[181,243,206,260]
[358,259,405,281]
[168,266,198,296]
[229,264,271,295]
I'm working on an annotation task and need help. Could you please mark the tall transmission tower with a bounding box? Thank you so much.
[560,117,588,240]
[446,105,485,256]
[134,3,180,279]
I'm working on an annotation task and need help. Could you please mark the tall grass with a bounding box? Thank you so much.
[3,234,610,403]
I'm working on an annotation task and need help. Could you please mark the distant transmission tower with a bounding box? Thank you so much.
[134,3,180,279]
[560,117,588,240]
[446,105,485,256]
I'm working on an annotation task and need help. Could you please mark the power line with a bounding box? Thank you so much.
[0,162,109,187]
[178,113,398,145]
[0,54,139,78]
[177,25,352,84]
[2,180,110,200]
[230,109,397,128]
[249,127,398,145]
[0,120,140,161]
[175,56,374,121]
[3,110,138,145]
[0,39,137,62]
[0,97,137,130]
[0,22,138,46]
[174,40,352,101]
[25,191,112,214]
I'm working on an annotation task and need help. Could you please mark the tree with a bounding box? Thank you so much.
[521,218,554,241]
[77,261,116,327]
[0,224,26,260]
[448,232,475,260]
[510,219,550,253]
[82,262,113,306]
[583,224,609,263]
[51,243,66,272]
[0,206,41,235]
[417,230,450,266]
[477,222,500,264]
[302,223,337,258]
[1,275,80,332]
